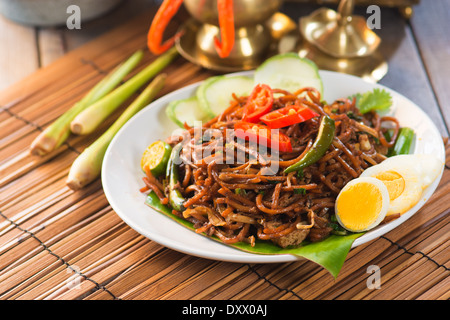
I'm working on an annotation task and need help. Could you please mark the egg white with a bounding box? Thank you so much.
[360,154,442,216]
[406,154,442,188]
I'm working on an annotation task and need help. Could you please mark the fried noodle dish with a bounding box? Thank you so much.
[140,85,400,248]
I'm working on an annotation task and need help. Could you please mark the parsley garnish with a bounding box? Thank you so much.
[351,88,392,114]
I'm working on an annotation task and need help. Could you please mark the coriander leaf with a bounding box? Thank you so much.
[352,88,393,114]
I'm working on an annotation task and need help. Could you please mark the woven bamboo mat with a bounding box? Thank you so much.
[0,9,449,301]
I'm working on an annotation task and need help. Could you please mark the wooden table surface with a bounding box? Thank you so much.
[0,0,449,302]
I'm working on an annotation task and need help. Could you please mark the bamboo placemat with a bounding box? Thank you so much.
[0,9,449,301]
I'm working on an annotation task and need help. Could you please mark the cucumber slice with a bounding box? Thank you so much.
[166,96,210,128]
[254,53,323,96]
[196,75,254,118]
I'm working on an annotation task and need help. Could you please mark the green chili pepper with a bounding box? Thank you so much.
[234,188,247,196]
[388,127,414,157]
[284,115,335,174]
[294,188,307,195]
[166,143,185,212]
[329,222,349,236]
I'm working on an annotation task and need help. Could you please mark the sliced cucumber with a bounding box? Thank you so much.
[254,53,323,96]
[165,96,211,128]
[196,75,254,118]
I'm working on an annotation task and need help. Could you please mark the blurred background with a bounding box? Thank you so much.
[0,0,448,137]
[0,0,427,89]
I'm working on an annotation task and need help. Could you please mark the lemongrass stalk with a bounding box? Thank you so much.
[83,50,145,104]
[30,50,144,156]
[70,47,178,136]
[66,73,167,190]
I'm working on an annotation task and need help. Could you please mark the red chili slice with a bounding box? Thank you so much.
[242,84,273,123]
[147,0,184,55]
[260,103,319,129]
[214,0,235,58]
[234,121,292,153]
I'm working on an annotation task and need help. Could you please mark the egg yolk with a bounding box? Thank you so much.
[336,182,383,231]
[374,171,405,201]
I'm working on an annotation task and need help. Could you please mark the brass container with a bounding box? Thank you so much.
[299,0,381,58]
[286,0,419,19]
[179,0,284,71]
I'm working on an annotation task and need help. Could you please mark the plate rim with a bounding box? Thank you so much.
[102,69,445,264]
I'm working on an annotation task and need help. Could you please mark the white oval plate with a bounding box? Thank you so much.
[102,70,445,263]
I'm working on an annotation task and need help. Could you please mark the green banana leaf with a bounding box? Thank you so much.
[145,192,363,279]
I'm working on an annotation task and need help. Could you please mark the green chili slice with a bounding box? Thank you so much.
[388,127,414,157]
[166,143,185,212]
[284,115,335,174]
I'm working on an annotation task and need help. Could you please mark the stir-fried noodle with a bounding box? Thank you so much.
[141,87,399,248]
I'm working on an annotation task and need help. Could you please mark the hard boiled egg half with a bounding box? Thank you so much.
[335,177,390,232]
[335,154,443,232]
